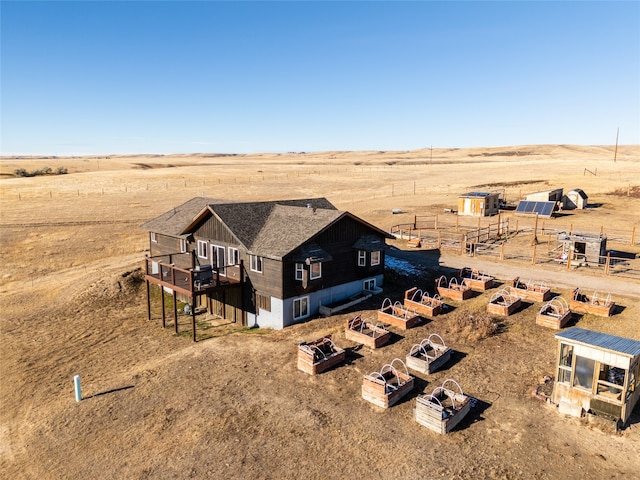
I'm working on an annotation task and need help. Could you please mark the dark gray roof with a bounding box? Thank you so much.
[140,197,224,236]
[249,204,344,259]
[555,328,640,357]
[353,234,388,252]
[290,243,334,263]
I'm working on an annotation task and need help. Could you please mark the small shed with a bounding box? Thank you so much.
[552,328,640,427]
[457,191,500,217]
[556,232,607,265]
[525,188,563,203]
[563,189,588,209]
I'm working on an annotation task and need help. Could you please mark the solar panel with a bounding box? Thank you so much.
[515,200,555,218]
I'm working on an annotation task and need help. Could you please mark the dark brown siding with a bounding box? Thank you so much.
[247,256,283,298]
[282,217,386,298]
[149,233,192,269]
[193,215,239,245]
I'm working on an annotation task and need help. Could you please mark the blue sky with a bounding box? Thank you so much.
[1,1,639,155]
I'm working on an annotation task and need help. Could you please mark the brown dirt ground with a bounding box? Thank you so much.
[1,145,639,479]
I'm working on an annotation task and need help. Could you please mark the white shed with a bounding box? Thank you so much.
[563,189,588,209]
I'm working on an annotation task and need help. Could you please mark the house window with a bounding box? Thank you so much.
[197,240,208,259]
[180,238,187,253]
[150,232,157,243]
[363,278,376,291]
[358,250,366,267]
[228,247,239,266]
[557,343,573,384]
[293,297,309,320]
[371,251,381,266]
[573,356,595,391]
[250,255,263,273]
[295,263,304,281]
[309,262,321,280]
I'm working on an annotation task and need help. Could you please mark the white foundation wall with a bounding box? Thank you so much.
[247,275,384,329]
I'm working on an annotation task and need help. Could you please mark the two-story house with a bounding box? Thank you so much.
[142,197,392,335]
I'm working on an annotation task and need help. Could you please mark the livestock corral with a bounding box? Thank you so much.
[1,145,640,479]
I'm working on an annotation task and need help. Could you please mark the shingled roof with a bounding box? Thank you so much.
[140,197,224,236]
[143,196,389,261]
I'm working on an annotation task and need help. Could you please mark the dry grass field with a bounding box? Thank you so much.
[1,144,639,479]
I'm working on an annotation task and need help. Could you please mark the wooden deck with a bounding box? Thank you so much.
[144,257,242,296]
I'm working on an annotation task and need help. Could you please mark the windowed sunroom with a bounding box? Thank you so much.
[552,328,640,427]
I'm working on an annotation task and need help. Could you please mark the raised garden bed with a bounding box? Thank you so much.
[377,298,421,330]
[536,296,572,329]
[486,287,522,316]
[459,267,494,291]
[362,358,414,408]
[405,334,452,374]
[297,335,345,375]
[403,287,443,318]
[509,277,552,303]
[436,275,472,301]
[414,379,472,434]
[569,288,615,317]
[345,314,391,349]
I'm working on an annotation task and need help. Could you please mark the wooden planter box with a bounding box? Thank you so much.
[460,268,494,291]
[403,288,443,318]
[569,289,615,317]
[405,334,452,374]
[362,359,414,408]
[536,297,572,329]
[436,278,472,301]
[377,300,421,330]
[414,379,472,434]
[487,288,521,316]
[297,336,345,375]
[510,278,552,302]
[345,315,391,349]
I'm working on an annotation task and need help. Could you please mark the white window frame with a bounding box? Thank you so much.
[211,244,226,276]
[371,251,381,266]
[180,238,187,253]
[197,240,208,259]
[358,250,366,267]
[309,262,322,280]
[150,232,157,243]
[250,255,263,273]
[295,263,304,281]
[363,278,376,291]
[228,247,239,266]
[293,296,309,320]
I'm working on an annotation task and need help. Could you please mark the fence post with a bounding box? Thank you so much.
[531,244,536,265]
[435,215,438,230]
[605,252,611,275]
[567,251,572,270]
[500,242,505,261]
[631,226,635,245]
[569,223,573,235]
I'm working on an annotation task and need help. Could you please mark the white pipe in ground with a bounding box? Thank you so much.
[74,375,82,402]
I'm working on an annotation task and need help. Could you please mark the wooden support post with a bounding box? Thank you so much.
[569,223,573,235]
[222,289,226,319]
[161,287,166,328]
[632,226,636,245]
[191,295,197,342]
[497,213,501,236]
[146,280,151,321]
[173,290,178,330]
[531,214,539,246]
[600,225,603,235]
[605,252,611,275]
[567,251,572,270]
[435,215,438,230]
[500,242,505,261]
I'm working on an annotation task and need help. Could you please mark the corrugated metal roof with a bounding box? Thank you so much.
[555,328,640,357]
